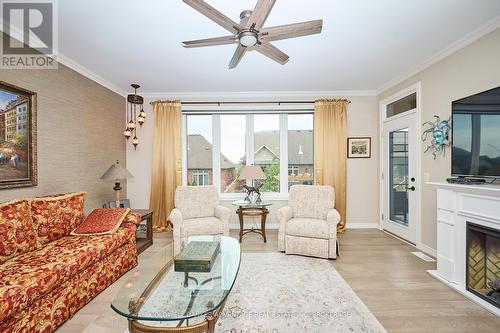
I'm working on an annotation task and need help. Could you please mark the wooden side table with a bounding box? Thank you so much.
[131,209,153,254]
[232,201,272,243]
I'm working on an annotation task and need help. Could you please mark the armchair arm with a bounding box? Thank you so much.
[169,208,183,256]
[277,206,293,251]
[215,205,230,236]
[326,208,341,238]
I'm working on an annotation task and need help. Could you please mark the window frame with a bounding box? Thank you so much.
[191,170,209,186]
[182,107,314,200]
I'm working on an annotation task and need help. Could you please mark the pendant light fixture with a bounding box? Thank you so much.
[124,83,146,150]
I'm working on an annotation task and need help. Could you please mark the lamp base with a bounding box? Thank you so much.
[114,181,122,207]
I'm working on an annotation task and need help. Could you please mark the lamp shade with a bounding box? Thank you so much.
[100,160,134,180]
[238,165,266,180]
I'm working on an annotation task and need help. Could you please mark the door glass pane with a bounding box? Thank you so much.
[254,114,280,192]
[187,115,213,186]
[386,93,416,118]
[288,114,314,189]
[220,115,246,193]
[389,129,409,226]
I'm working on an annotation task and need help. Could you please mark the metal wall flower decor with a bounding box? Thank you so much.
[123,84,146,149]
[422,115,451,159]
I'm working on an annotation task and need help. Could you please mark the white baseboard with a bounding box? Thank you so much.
[417,243,437,258]
[346,223,381,229]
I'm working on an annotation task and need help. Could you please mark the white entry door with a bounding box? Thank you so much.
[382,111,418,244]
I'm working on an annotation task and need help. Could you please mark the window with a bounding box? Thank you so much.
[288,165,299,176]
[288,114,314,189]
[191,170,209,186]
[184,112,314,197]
[254,115,280,192]
[220,115,245,193]
[186,115,213,186]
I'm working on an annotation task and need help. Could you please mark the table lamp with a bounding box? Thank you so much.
[238,165,266,202]
[100,160,134,207]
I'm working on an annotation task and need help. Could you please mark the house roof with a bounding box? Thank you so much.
[187,134,234,169]
[254,130,313,165]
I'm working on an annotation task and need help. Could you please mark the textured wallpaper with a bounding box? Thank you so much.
[0,62,126,211]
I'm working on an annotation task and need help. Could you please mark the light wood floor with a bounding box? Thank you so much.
[57,229,500,333]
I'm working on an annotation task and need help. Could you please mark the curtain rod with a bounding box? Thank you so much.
[150,100,351,105]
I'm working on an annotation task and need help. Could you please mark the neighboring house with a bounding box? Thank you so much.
[187,134,235,190]
[0,111,5,144]
[254,130,314,185]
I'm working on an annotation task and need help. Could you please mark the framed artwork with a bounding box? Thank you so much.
[347,137,371,158]
[0,81,37,189]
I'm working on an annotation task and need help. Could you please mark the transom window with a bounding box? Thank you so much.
[184,112,314,197]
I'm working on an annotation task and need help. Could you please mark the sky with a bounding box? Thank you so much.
[187,114,313,163]
[0,90,18,110]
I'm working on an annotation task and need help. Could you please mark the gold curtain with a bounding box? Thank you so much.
[149,100,182,231]
[314,99,350,232]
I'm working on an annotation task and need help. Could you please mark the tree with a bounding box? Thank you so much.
[260,157,280,192]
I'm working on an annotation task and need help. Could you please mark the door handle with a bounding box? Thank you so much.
[406,186,416,191]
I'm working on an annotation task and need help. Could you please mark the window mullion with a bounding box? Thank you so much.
[212,114,221,193]
[246,114,254,187]
[182,114,187,186]
[280,114,288,195]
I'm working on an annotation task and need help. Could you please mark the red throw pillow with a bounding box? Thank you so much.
[71,208,130,236]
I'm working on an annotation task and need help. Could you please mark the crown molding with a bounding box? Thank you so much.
[0,23,126,97]
[141,90,377,100]
[376,15,500,95]
[56,54,127,96]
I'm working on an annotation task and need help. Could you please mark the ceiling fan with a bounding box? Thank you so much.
[182,0,323,69]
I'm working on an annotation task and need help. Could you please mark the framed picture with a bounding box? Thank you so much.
[0,81,37,189]
[347,137,371,158]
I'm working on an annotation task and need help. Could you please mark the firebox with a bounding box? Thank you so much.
[466,222,500,309]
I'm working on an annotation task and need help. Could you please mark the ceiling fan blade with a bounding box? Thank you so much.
[183,0,242,33]
[261,19,323,41]
[228,44,247,69]
[247,0,276,29]
[183,35,237,48]
[255,40,289,65]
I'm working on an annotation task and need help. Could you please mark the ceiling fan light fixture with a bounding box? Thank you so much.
[239,31,258,47]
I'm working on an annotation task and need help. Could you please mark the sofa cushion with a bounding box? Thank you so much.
[71,208,130,235]
[0,228,130,322]
[175,186,218,219]
[286,218,330,239]
[31,192,85,245]
[0,199,38,264]
[181,217,224,238]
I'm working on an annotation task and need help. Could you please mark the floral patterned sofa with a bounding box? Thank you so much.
[0,193,140,333]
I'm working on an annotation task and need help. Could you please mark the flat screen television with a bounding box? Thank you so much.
[452,86,500,178]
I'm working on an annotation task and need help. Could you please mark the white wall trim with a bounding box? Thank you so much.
[57,53,127,96]
[376,14,500,95]
[346,223,381,229]
[418,243,437,258]
[141,90,377,100]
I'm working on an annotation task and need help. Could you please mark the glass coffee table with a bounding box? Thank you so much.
[111,235,240,333]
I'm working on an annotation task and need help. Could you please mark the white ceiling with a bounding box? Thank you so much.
[59,0,500,94]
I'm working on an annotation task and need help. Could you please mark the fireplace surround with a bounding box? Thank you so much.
[428,181,500,316]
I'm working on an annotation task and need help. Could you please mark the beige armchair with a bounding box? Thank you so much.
[277,185,340,259]
[169,186,230,255]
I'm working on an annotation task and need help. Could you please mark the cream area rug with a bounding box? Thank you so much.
[215,253,386,333]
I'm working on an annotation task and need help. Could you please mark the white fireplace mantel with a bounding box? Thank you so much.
[427,182,500,316]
